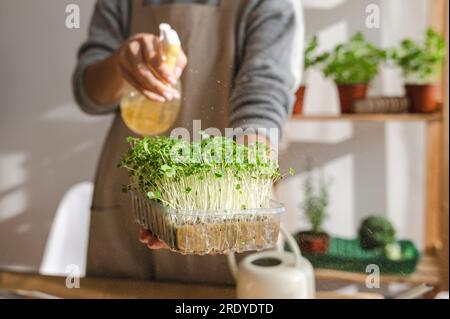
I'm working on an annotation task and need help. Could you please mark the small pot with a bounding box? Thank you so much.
[337,84,368,114]
[297,231,330,255]
[293,85,306,114]
[404,84,440,113]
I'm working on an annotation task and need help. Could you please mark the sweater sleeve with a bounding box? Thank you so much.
[229,0,304,140]
[72,0,130,115]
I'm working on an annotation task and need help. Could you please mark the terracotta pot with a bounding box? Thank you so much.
[297,231,330,255]
[337,84,368,114]
[293,85,306,114]
[405,84,440,113]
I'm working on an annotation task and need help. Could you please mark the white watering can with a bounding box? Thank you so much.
[228,225,315,299]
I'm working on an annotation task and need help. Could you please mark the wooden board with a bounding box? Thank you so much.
[0,271,383,299]
[425,120,443,251]
[429,0,449,291]
[439,0,449,291]
[0,271,234,299]
[290,113,442,122]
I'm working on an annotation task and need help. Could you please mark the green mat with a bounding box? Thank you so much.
[292,236,420,275]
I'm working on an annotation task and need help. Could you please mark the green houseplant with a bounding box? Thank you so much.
[359,215,396,250]
[322,32,386,113]
[294,36,329,114]
[297,162,330,254]
[390,28,446,113]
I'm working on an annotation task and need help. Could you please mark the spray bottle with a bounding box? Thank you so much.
[120,23,182,136]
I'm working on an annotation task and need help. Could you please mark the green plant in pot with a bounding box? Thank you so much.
[297,161,330,254]
[322,32,386,113]
[294,36,329,115]
[359,215,396,249]
[359,215,403,260]
[390,28,446,113]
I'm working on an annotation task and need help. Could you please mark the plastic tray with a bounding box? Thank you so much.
[130,191,284,255]
[298,236,420,275]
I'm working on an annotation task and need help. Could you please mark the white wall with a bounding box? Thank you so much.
[0,0,431,273]
[279,0,429,250]
[0,0,111,271]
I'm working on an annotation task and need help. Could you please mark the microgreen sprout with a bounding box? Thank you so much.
[119,134,285,211]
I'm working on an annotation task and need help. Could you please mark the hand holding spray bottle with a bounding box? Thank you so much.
[121,23,182,136]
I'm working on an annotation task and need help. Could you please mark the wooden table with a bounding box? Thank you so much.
[0,271,383,299]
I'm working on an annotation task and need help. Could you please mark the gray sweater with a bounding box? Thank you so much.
[73,0,303,134]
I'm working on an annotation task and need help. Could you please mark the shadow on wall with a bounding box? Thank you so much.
[0,104,110,271]
[0,0,110,271]
[279,123,386,236]
[279,0,427,247]
[278,121,424,249]
[304,0,381,42]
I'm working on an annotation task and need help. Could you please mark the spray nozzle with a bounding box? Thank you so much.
[159,23,181,71]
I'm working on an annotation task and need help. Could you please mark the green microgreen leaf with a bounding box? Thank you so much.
[118,134,282,211]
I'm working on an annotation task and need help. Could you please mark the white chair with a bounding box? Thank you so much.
[39,182,92,277]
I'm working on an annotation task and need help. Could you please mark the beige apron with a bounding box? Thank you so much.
[87,0,249,284]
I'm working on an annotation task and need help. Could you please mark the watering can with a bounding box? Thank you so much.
[227,225,315,299]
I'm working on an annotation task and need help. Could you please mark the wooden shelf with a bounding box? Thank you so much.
[290,113,442,123]
[314,253,441,286]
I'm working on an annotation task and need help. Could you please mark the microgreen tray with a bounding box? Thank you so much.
[296,236,420,275]
[130,191,284,255]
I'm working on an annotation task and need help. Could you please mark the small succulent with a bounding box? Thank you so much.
[359,215,396,250]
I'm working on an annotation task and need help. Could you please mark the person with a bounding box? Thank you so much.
[72,0,303,284]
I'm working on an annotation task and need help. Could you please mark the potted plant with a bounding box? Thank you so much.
[294,36,329,114]
[120,134,286,254]
[359,215,396,250]
[358,215,404,260]
[390,28,446,113]
[297,161,330,254]
[322,32,386,113]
